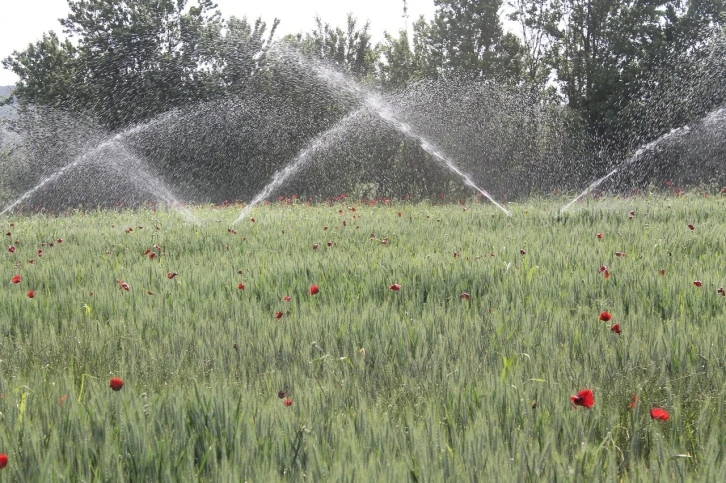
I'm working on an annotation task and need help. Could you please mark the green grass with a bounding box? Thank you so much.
[2,194,726,481]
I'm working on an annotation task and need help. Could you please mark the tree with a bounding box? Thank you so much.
[430,0,524,80]
[217,17,279,95]
[378,16,446,89]
[507,0,560,87]
[57,0,226,128]
[547,0,725,148]
[2,32,81,111]
[3,0,279,130]
[290,14,377,80]
[378,29,415,89]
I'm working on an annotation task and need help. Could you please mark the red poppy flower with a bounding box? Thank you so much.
[610,324,621,335]
[570,389,595,408]
[397,212,402,217]
[389,283,401,291]
[283,295,291,302]
[629,395,638,409]
[250,218,256,223]
[599,311,612,322]
[237,283,245,290]
[596,232,603,239]
[117,280,130,291]
[688,223,695,231]
[26,290,35,298]
[37,249,43,257]
[459,292,471,300]
[278,391,286,399]
[660,269,666,276]
[148,252,156,259]
[718,287,725,296]
[283,398,293,407]
[694,280,703,287]
[7,245,15,253]
[323,226,328,231]
[453,251,460,258]
[599,265,608,273]
[147,290,154,295]
[0,453,7,469]
[629,210,635,217]
[56,238,63,244]
[11,275,20,284]
[167,272,178,279]
[650,408,669,421]
[520,248,526,256]
[327,241,333,247]
[309,284,320,295]
[312,243,319,250]
[275,311,283,319]
[109,377,124,391]
[603,269,610,279]
[615,251,626,258]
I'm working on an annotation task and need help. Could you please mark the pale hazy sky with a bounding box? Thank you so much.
[0,0,441,85]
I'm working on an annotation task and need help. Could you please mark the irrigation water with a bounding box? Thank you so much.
[560,125,692,213]
[561,106,726,213]
[232,85,512,225]
[254,49,513,218]
[364,95,512,216]
[0,112,197,223]
[2,31,724,217]
[233,108,366,225]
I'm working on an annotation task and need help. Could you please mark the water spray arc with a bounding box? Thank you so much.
[310,58,512,216]
[0,114,197,223]
[560,106,726,213]
[235,49,512,219]
[365,96,511,216]
[232,109,365,225]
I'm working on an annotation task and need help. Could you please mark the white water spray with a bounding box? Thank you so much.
[365,96,511,216]
[233,109,365,225]
[267,50,512,216]
[0,113,196,223]
[561,122,698,213]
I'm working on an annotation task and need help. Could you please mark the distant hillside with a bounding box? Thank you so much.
[0,86,16,119]
[0,86,19,149]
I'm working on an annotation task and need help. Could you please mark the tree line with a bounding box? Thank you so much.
[1,0,725,205]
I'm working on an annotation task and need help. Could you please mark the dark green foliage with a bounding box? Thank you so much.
[432,0,524,80]
[1,0,725,208]
[3,0,278,130]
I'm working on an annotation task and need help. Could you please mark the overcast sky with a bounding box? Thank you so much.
[0,0,442,85]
